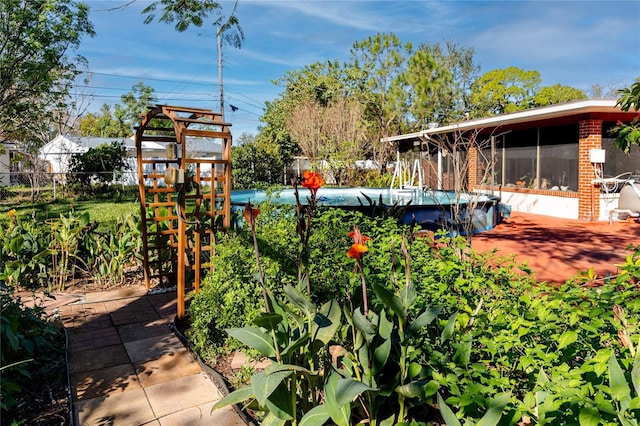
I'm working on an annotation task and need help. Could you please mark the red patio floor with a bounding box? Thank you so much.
[471,212,640,284]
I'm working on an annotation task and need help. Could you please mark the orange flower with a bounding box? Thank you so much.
[7,209,16,218]
[301,171,325,195]
[347,243,368,260]
[348,227,371,245]
[243,203,260,225]
[347,226,371,260]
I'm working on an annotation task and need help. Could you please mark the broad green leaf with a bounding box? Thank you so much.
[437,392,461,426]
[312,299,341,344]
[476,392,510,426]
[9,236,24,253]
[300,404,331,426]
[251,370,292,407]
[557,330,578,349]
[578,406,601,426]
[226,327,276,358]
[325,372,351,426]
[399,280,416,310]
[335,378,375,406]
[211,386,254,411]
[283,284,314,317]
[253,313,283,331]
[265,381,294,421]
[372,336,391,375]
[260,411,287,426]
[281,329,310,358]
[610,351,631,402]
[353,309,376,344]
[372,282,404,318]
[396,380,428,398]
[441,312,459,343]
[406,306,442,339]
[264,363,312,376]
[632,343,640,397]
[377,308,393,340]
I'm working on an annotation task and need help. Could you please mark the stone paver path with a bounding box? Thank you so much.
[57,287,248,426]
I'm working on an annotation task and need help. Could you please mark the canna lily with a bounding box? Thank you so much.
[347,226,371,316]
[347,243,368,260]
[347,227,371,261]
[243,202,260,225]
[301,171,325,196]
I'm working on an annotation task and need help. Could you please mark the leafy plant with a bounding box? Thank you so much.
[47,211,95,291]
[87,213,141,287]
[0,209,52,289]
[211,182,463,425]
[0,285,64,415]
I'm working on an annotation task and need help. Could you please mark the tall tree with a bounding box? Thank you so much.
[347,33,412,167]
[287,97,366,185]
[119,82,158,132]
[76,83,158,136]
[402,41,478,128]
[78,104,129,137]
[470,67,542,117]
[0,0,95,143]
[261,61,346,171]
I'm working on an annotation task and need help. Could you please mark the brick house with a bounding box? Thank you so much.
[382,99,639,221]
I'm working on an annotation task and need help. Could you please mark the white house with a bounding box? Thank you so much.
[39,135,89,175]
[37,135,223,186]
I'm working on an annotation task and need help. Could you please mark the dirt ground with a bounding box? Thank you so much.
[472,211,640,284]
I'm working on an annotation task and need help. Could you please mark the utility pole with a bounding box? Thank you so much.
[217,28,224,119]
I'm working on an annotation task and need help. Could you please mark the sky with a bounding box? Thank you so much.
[76,0,640,137]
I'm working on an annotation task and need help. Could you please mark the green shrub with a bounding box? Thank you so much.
[0,286,64,416]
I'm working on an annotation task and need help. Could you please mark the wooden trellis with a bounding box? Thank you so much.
[135,105,232,318]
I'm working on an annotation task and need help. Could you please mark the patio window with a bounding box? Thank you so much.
[476,124,578,191]
[602,122,640,180]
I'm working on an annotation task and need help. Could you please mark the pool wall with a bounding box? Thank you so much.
[230,187,505,235]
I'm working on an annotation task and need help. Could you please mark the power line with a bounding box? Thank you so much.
[79,71,216,88]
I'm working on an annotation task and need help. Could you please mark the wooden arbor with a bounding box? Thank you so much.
[135,105,232,318]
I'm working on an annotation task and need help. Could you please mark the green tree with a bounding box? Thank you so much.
[0,0,94,143]
[77,83,159,137]
[68,142,128,188]
[232,133,284,188]
[119,82,158,132]
[78,104,129,137]
[470,67,542,116]
[533,84,586,106]
[403,41,478,127]
[262,61,346,168]
[347,33,412,167]
[612,78,640,153]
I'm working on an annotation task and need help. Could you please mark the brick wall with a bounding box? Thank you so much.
[578,119,602,220]
[468,145,478,189]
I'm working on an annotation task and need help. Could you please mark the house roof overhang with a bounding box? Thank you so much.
[381,99,639,146]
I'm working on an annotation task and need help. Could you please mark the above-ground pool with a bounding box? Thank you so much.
[231,187,505,235]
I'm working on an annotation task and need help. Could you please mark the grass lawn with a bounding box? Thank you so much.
[1,185,141,229]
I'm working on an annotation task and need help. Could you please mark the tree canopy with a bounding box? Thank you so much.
[76,82,159,137]
[0,0,94,144]
[612,78,640,153]
[469,67,542,116]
